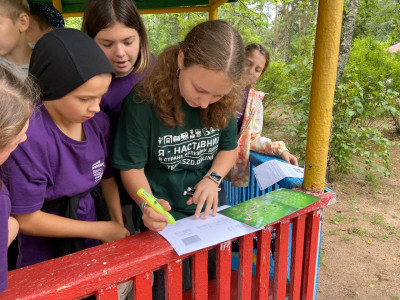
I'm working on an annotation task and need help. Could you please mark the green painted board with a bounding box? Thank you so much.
[219,188,320,228]
[30,0,238,14]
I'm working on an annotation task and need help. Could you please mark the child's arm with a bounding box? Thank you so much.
[101,177,124,226]
[14,210,129,243]
[121,168,171,232]
[8,216,19,247]
[187,148,237,219]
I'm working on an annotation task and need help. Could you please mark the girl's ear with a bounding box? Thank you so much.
[18,13,30,33]
[177,50,184,69]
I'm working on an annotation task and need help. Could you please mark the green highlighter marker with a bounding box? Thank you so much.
[137,188,176,225]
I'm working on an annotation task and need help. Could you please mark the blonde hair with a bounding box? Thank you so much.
[0,0,29,21]
[0,65,37,150]
[137,20,245,129]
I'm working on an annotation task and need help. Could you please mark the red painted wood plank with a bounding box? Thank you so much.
[273,221,290,300]
[289,214,306,300]
[238,233,254,300]
[191,250,208,300]
[165,260,183,300]
[2,231,178,299]
[133,271,152,300]
[216,241,232,300]
[0,190,335,300]
[301,210,322,300]
[255,227,271,300]
[96,283,118,300]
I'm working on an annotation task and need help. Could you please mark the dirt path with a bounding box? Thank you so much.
[317,143,400,299]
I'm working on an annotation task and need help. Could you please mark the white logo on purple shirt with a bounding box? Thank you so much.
[92,160,105,182]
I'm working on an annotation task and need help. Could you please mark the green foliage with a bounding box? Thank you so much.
[355,0,400,42]
[345,37,400,99]
[143,13,207,55]
[64,17,82,30]
[330,77,395,177]
[59,1,400,181]
[261,36,398,178]
[259,56,314,165]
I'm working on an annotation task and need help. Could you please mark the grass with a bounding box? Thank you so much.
[349,217,358,223]
[328,214,346,224]
[319,248,326,267]
[351,227,369,237]
[371,213,385,226]
[342,233,351,243]
[364,170,382,195]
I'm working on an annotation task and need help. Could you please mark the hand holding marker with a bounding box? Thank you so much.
[137,188,176,225]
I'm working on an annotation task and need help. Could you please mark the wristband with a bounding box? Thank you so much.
[139,199,148,212]
[204,171,222,185]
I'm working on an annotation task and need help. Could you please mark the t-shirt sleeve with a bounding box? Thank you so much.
[218,115,238,151]
[112,90,152,170]
[5,141,48,215]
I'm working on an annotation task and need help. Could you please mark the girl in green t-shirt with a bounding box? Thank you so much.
[113,20,245,232]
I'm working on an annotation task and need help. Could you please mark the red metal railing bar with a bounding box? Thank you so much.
[165,260,182,299]
[289,214,306,300]
[191,250,208,299]
[1,191,335,300]
[301,210,322,300]
[273,221,290,299]
[96,283,118,300]
[238,233,254,299]
[255,227,271,300]
[132,271,152,300]
[216,241,232,300]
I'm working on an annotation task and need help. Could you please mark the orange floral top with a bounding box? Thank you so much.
[230,87,288,187]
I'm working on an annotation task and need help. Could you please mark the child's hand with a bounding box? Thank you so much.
[142,199,171,232]
[186,177,219,219]
[99,221,130,243]
[281,151,298,166]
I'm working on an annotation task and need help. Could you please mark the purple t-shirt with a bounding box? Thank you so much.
[0,183,11,293]
[3,105,113,268]
[100,71,146,134]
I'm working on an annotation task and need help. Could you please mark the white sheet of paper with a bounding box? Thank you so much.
[158,205,261,256]
[253,159,304,190]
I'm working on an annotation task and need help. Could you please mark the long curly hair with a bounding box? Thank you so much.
[137,20,245,129]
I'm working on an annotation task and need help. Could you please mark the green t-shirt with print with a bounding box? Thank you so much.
[112,89,237,220]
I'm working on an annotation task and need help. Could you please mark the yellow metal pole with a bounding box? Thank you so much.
[208,0,228,20]
[303,0,344,192]
[210,0,229,12]
[52,0,62,12]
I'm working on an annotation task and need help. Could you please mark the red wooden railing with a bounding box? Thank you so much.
[0,190,335,300]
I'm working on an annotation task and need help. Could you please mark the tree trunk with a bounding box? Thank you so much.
[335,0,359,87]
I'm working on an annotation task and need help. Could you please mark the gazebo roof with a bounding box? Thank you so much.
[30,0,238,17]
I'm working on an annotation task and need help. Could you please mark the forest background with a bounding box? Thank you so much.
[65,0,400,298]
[67,0,400,180]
